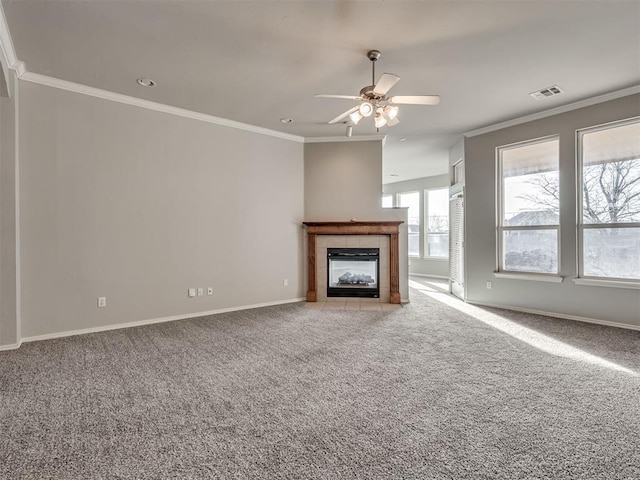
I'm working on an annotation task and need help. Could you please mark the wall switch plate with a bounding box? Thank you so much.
[197,288,204,296]
[207,287,213,295]
[188,288,196,298]
[97,297,107,307]
[486,281,492,289]
[283,279,288,287]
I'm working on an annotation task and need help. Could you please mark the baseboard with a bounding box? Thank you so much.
[468,300,640,332]
[409,273,449,280]
[0,341,21,351]
[18,297,306,346]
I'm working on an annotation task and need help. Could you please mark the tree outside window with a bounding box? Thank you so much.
[498,137,560,274]
[578,119,640,280]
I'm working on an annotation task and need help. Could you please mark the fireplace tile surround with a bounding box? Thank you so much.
[302,221,403,304]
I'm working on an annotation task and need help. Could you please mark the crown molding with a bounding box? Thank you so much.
[304,134,386,144]
[464,84,640,137]
[19,72,305,142]
[14,67,389,146]
[0,3,305,142]
[0,3,25,87]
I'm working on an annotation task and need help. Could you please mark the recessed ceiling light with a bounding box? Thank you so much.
[280,117,293,123]
[136,78,156,87]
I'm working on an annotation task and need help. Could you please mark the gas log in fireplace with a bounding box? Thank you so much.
[327,248,380,298]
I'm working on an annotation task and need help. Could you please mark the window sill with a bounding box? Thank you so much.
[572,278,640,290]
[494,272,564,283]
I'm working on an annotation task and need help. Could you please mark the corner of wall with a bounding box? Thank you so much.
[0,68,19,348]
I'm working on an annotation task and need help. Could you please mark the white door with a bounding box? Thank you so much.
[449,192,465,300]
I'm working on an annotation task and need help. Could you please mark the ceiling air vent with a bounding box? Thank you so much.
[530,85,564,100]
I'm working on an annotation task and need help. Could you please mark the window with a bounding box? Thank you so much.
[391,189,450,258]
[452,161,464,185]
[381,194,393,208]
[399,192,420,256]
[498,137,560,274]
[426,188,449,258]
[578,118,640,281]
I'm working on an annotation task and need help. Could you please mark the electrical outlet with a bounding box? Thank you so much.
[283,279,289,287]
[197,288,204,296]
[188,288,196,298]
[486,281,492,290]
[207,287,213,295]
[97,297,107,308]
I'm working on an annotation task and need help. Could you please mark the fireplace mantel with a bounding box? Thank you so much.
[303,221,403,304]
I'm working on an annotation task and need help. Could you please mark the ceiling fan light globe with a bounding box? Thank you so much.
[359,102,374,117]
[349,111,363,125]
[386,116,400,126]
[383,105,399,120]
[374,115,387,128]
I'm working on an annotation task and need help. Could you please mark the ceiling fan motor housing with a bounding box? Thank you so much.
[367,50,381,62]
[360,85,385,101]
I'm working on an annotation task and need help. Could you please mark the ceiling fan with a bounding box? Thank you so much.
[315,50,440,129]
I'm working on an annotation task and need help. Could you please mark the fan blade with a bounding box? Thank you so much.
[315,94,361,100]
[386,116,400,126]
[373,73,400,96]
[328,106,359,124]
[389,95,440,105]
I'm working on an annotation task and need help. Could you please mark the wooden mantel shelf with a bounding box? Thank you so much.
[302,221,404,304]
[303,221,403,236]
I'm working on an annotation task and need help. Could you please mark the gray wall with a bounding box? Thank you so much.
[304,140,409,301]
[6,78,636,346]
[0,68,18,346]
[384,174,450,278]
[18,81,305,339]
[305,141,386,221]
[465,94,640,328]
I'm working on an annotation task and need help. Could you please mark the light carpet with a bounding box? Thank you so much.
[1,277,639,479]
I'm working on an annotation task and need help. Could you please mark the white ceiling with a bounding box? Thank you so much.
[3,1,639,183]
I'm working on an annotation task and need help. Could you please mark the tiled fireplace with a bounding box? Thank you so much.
[302,222,403,304]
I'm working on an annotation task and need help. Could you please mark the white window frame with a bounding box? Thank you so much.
[577,117,640,283]
[398,191,422,257]
[424,187,449,260]
[497,135,561,276]
[452,160,464,186]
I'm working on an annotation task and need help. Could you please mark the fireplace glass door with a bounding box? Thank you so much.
[327,248,380,298]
